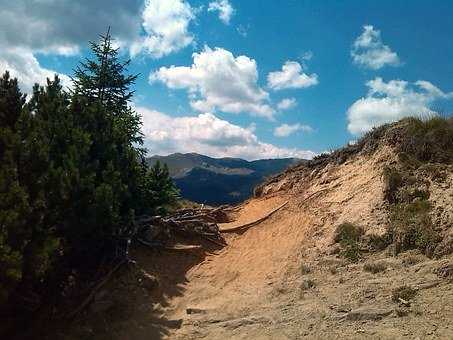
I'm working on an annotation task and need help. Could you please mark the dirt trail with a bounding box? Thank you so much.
[162,195,310,339]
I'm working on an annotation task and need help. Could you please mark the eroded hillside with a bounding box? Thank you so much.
[64,118,453,340]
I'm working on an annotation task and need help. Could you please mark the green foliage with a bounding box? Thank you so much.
[334,222,364,262]
[0,31,178,311]
[142,161,179,215]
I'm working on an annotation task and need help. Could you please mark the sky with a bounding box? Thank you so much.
[1,0,453,160]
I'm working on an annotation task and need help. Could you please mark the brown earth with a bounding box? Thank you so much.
[64,141,453,340]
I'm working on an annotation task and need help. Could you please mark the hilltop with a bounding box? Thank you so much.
[147,153,300,205]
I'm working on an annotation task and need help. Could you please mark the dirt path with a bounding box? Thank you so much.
[161,195,309,339]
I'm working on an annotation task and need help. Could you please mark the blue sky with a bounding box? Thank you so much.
[1,0,453,159]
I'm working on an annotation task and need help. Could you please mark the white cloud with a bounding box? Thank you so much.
[130,0,195,58]
[267,61,318,90]
[0,48,71,93]
[274,123,313,137]
[347,77,453,135]
[208,0,235,25]
[150,46,274,119]
[138,106,315,160]
[277,98,297,110]
[351,25,400,70]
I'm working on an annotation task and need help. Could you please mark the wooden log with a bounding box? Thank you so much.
[220,201,289,234]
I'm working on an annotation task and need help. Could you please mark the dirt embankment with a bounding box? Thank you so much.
[64,119,453,340]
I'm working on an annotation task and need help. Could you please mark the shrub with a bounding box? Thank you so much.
[334,222,363,262]
[334,222,364,243]
[383,166,404,203]
[366,233,392,251]
[388,200,440,256]
[392,285,417,302]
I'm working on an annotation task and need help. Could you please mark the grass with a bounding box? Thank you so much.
[399,116,453,164]
[363,261,387,274]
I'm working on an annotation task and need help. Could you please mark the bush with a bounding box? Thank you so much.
[388,200,440,256]
[334,222,364,244]
[383,166,404,203]
[366,233,392,251]
[334,222,364,262]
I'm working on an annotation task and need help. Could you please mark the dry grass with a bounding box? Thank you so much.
[363,261,387,274]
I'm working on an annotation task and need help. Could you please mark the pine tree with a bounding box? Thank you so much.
[69,29,151,259]
[0,72,29,304]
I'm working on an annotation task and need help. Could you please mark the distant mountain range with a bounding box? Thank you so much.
[147,153,301,205]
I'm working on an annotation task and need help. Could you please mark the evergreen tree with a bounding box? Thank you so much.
[0,72,29,304]
[0,30,179,317]
[143,161,179,215]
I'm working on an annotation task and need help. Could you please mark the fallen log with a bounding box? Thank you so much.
[220,201,289,233]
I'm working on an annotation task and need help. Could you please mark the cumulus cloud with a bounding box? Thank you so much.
[267,61,318,90]
[274,123,313,137]
[0,48,72,93]
[0,0,142,55]
[277,98,297,110]
[150,46,274,118]
[138,107,315,160]
[351,25,400,70]
[130,0,195,58]
[208,0,235,24]
[347,77,453,135]
[0,0,144,92]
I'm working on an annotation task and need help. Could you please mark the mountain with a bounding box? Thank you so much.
[147,153,301,205]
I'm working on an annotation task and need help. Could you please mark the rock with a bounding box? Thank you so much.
[345,307,393,321]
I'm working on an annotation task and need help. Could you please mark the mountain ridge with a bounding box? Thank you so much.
[147,153,302,205]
